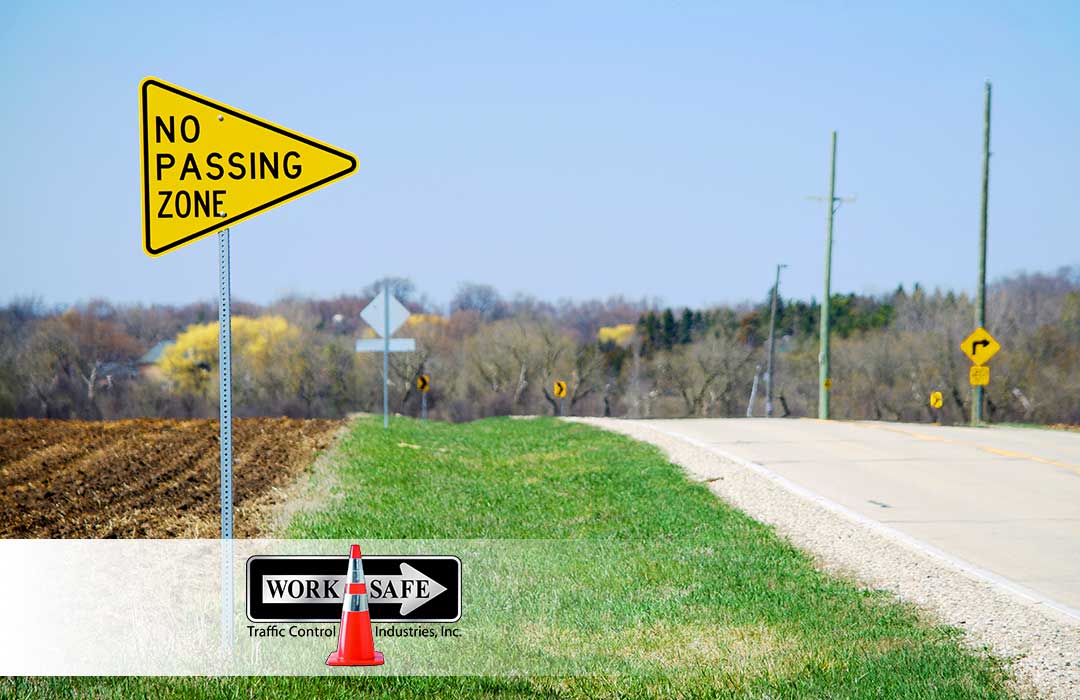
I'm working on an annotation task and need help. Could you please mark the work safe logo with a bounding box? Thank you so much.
[247,555,461,623]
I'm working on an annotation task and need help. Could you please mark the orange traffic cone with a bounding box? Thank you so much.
[326,544,385,666]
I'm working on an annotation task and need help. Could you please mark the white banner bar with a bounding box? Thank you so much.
[355,338,415,352]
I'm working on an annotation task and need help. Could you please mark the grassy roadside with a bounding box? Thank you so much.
[6,417,1018,699]
[997,422,1080,432]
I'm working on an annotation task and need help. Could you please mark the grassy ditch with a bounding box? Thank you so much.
[7,416,1016,699]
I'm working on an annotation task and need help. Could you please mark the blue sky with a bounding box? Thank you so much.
[1,1,1077,310]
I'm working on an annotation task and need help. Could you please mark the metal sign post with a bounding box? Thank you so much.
[416,375,430,420]
[139,77,357,663]
[553,381,567,416]
[357,288,416,429]
[218,228,234,540]
[217,227,234,657]
[383,282,390,429]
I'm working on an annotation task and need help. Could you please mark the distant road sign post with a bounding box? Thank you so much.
[553,380,567,416]
[929,391,943,410]
[960,327,1000,423]
[140,77,356,656]
[417,375,430,420]
[356,287,416,428]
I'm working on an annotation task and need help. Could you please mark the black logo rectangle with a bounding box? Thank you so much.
[246,555,461,624]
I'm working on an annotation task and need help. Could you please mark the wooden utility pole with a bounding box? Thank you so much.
[819,132,838,420]
[973,81,991,425]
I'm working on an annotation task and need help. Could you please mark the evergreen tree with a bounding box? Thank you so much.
[661,309,677,350]
[637,312,660,353]
[678,308,694,344]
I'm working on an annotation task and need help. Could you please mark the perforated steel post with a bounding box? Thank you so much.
[218,229,234,538]
[217,228,234,657]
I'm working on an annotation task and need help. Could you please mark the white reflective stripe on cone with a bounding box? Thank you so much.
[349,559,365,583]
[347,593,369,612]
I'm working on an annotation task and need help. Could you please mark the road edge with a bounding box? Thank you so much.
[572,417,1080,700]
[646,421,1080,625]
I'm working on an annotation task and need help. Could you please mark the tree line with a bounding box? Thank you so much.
[1,268,1077,425]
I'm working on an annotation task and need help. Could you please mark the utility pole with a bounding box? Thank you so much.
[819,131,838,420]
[973,81,992,426]
[765,264,787,417]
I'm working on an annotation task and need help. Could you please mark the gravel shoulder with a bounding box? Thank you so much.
[572,417,1080,700]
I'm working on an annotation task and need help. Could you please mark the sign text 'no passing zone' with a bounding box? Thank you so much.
[140,78,357,256]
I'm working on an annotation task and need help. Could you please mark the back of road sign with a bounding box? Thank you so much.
[140,77,357,257]
[360,290,411,337]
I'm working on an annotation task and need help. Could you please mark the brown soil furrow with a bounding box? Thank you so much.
[0,420,128,488]
[0,418,342,538]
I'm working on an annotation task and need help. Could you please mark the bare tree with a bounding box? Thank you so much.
[654,330,755,416]
[450,282,506,320]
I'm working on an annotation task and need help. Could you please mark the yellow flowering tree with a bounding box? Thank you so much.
[159,316,303,404]
[597,323,636,347]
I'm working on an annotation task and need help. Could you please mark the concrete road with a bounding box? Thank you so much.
[640,418,1080,611]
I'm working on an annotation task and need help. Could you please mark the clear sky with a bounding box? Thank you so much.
[2,1,1077,311]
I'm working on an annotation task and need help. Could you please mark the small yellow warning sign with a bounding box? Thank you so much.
[969,365,990,386]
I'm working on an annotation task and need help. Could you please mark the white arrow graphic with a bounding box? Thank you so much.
[366,563,448,615]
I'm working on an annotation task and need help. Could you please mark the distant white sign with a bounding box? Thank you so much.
[356,286,417,428]
[360,290,411,338]
[356,338,416,352]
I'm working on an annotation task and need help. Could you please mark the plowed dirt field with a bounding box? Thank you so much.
[0,418,342,538]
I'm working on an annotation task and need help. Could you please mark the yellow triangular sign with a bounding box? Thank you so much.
[140,77,357,257]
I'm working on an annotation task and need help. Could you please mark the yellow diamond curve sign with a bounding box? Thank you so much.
[140,77,357,257]
[959,327,1001,366]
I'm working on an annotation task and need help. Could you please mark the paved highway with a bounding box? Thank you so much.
[638,418,1080,612]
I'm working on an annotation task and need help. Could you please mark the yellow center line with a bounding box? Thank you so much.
[849,421,1080,476]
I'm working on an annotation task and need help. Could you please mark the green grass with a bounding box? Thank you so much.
[996,421,1079,432]
[6,417,1018,699]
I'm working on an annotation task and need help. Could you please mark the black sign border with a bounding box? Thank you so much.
[246,555,461,624]
[140,78,358,256]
